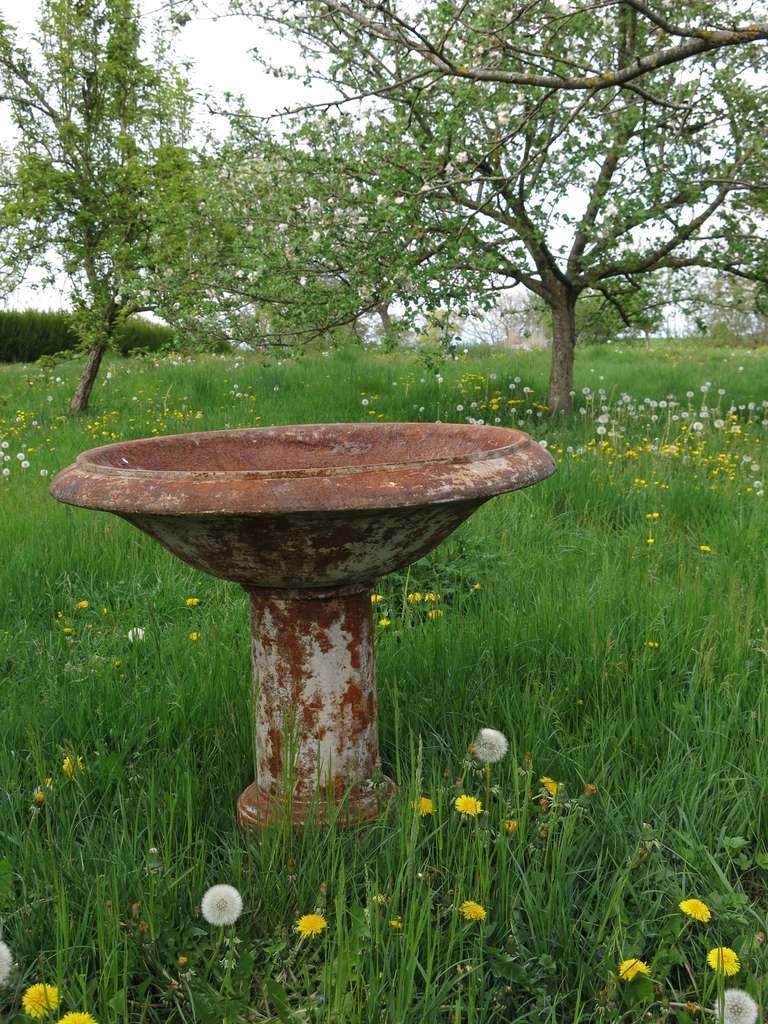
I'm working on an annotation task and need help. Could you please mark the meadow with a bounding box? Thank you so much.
[0,340,767,1023]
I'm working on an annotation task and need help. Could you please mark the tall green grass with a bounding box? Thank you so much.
[0,341,766,1022]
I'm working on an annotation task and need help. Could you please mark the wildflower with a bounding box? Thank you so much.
[503,818,518,833]
[646,537,655,545]
[22,983,60,1018]
[460,900,487,922]
[427,609,444,619]
[699,544,712,554]
[74,600,89,609]
[540,776,559,797]
[389,918,403,929]
[372,894,386,905]
[62,627,73,635]
[370,594,384,604]
[424,592,440,602]
[127,627,145,642]
[454,794,482,816]
[406,592,422,603]
[412,796,434,816]
[644,640,660,648]
[617,958,651,981]
[177,955,189,968]
[296,913,327,938]
[584,783,598,797]
[200,885,243,926]
[707,947,740,975]
[471,582,481,590]
[57,1014,99,1024]
[185,597,201,606]
[644,512,660,520]
[0,940,12,985]
[378,617,391,627]
[712,989,759,1024]
[33,787,46,805]
[471,728,509,764]
[62,755,85,778]
[189,631,200,641]
[679,898,711,923]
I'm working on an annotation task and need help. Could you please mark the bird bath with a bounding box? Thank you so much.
[50,422,554,829]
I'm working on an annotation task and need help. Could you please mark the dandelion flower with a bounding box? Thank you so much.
[33,787,46,805]
[712,989,759,1024]
[74,600,89,610]
[370,594,383,604]
[296,913,327,938]
[460,900,487,922]
[454,794,482,816]
[540,776,559,797]
[412,796,434,816]
[201,884,243,926]
[127,627,145,642]
[503,818,518,833]
[58,1014,99,1024]
[679,898,711,923]
[707,947,740,975]
[189,631,200,641]
[699,544,712,554]
[472,728,509,764]
[62,755,85,778]
[389,918,403,929]
[22,983,60,1018]
[617,958,651,981]
[378,617,391,627]
[185,597,200,606]
[0,940,12,986]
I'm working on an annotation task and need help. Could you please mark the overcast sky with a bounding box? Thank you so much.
[0,0,324,309]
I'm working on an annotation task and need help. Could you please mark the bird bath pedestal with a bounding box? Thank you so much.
[50,423,554,829]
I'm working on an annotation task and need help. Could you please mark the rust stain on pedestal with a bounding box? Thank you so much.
[48,422,555,829]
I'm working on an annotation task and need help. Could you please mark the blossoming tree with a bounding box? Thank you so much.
[0,0,195,412]
[227,0,768,411]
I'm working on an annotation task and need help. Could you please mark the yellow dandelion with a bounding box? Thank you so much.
[540,776,559,797]
[185,597,201,606]
[503,818,518,833]
[706,946,740,975]
[460,900,487,922]
[644,640,660,648]
[471,582,481,590]
[412,796,434,816]
[679,898,711,923]
[370,594,384,604]
[58,1014,98,1024]
[388,918,403,929]
[33,788,46,805]
[617,959,651,981]
[378,617,391,627]
[699,544,712,553]
[62,755,85,778]
[189,631,200,641]
[646,537,655,546]
[424,592,441,602]
[22,984,60,1019]
[427,609,444,619]
[454,794,482,816]
[74,600,89,610]
[62,627,74,636]
[372,894,386,905]
[296,913,327,938]
[406,592,422,603]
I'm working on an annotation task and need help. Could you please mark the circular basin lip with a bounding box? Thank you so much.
[50,422,556,517]
[74,422,538,481]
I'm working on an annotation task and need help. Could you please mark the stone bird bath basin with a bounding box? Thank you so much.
[50,422,554,829]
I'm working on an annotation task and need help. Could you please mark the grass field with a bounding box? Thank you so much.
[1,341,767,1023]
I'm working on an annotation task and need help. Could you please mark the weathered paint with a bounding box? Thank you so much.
[237,586,393,827]
[49,422,556,829]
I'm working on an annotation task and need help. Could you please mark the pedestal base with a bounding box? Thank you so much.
[236,777,397,829]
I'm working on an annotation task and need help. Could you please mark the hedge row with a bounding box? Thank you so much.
[0,309,175,362]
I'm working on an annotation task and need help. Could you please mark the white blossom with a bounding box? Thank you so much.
[472,728,509,764]
[201,884,243,926]
[713,989,759,1024]
[127,627,145,642]
[0,940,12,986]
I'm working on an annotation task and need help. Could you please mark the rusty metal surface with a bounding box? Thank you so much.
[48,422,555,517]
[48,422,556,829]
[237,587,395,827]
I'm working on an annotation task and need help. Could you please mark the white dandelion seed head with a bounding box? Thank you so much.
[201,884,243,926]
[714,989,759,1024]
[0,939,12,986]
[472,728,509,764]
[127,627,145,642]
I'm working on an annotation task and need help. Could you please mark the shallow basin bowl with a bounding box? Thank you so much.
[50,422,555,589]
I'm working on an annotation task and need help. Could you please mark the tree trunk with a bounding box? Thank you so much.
[377,302,393,335]
[547,290,577,414]
[69,341,107,415]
